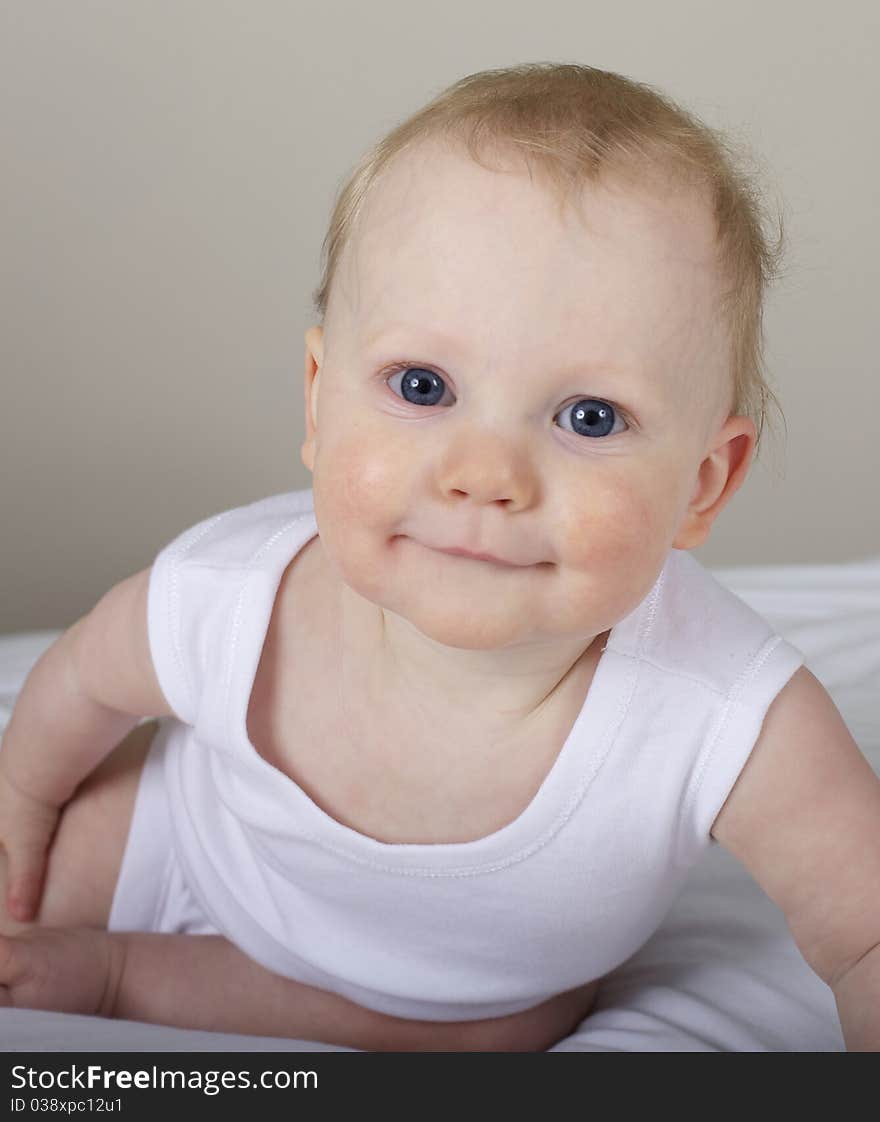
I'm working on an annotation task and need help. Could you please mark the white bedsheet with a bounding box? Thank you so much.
[1,554,877,1051]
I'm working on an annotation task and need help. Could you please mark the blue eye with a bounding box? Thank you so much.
[555,399,626,439]
[386,366,451,407]
[385,367,627,440]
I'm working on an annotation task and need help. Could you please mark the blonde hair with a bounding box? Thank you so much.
[312,62,786,457]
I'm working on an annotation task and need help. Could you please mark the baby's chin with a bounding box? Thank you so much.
[376,593,555,652]
[411,616,528,652]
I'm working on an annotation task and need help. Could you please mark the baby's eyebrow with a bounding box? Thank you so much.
[361,322,663,408]
[364,321,627,375]
[363,323,463,355]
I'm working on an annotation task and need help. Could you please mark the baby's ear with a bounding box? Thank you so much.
[301,326,324,472]
[672,416,756,550]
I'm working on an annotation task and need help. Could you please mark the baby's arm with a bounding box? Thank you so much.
[711,666,880,1051]
[0,927,386,1048]
[0,927,594,1052]
[0,568,174,921]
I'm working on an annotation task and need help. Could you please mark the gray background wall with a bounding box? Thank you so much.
[2,0,877,633]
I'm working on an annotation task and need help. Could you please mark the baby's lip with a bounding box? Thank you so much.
[433,545,526,568]
[395,534,548,568]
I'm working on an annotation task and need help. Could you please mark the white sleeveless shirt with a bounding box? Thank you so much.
[141,488,804,1022]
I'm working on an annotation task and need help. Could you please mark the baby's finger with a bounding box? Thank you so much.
[0,934,29,1003]
[5,847,49,923]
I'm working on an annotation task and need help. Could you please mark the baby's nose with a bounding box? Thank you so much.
[435,433,537,509]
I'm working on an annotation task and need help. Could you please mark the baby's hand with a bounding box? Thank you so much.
[0,763,61,922]
[0,927,121,1017]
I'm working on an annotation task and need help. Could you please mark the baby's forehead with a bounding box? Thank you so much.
[345,139,721,305]
[364,136,710,228]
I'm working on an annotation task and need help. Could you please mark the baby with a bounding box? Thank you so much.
[1,63,878,1052]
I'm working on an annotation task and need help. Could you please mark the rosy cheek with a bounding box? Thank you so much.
[311,418,411,596]
[546,477,672,634]
[319,428,407,520]
[556,473,672,574]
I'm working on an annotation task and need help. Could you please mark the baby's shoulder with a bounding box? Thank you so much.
[147,489,319,724]
[163,489,316,572]
[623,549,793,698]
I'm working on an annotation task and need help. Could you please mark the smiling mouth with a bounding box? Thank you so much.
[394,535,550,569]
[436,546,522,567]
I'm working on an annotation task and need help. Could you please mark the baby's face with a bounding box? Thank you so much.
[302,139,753,651]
